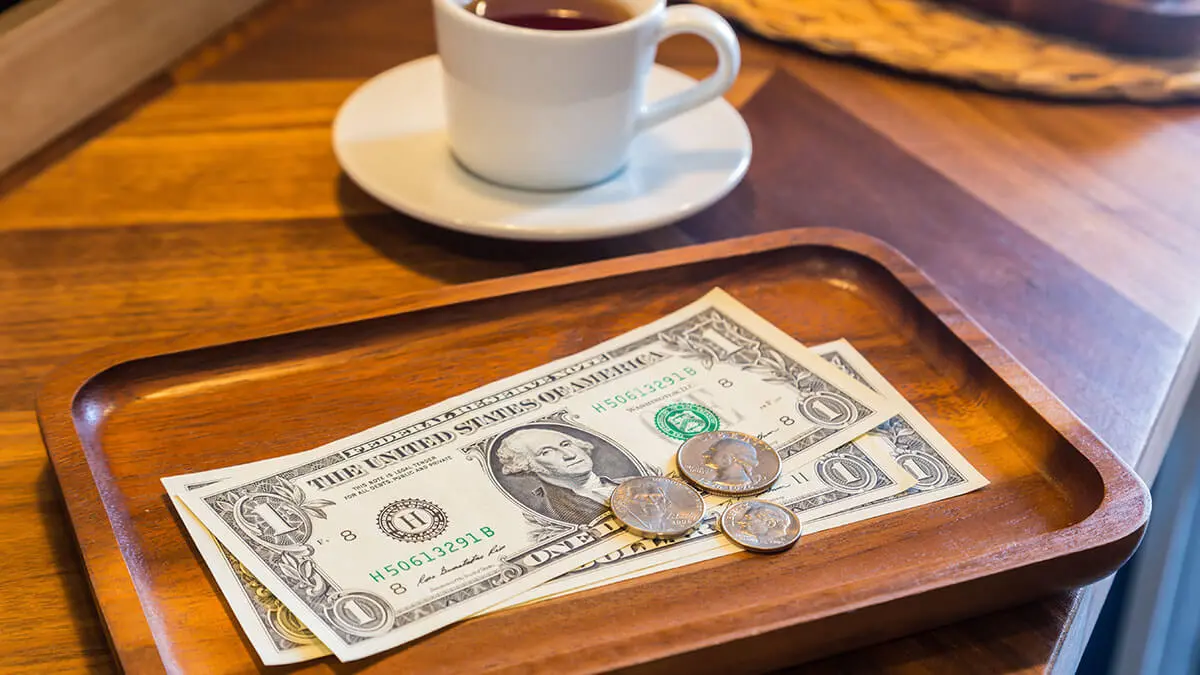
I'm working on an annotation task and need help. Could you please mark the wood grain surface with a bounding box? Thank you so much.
[37,230,1150,674]
[2,0,1200,672]
[0,0,267,172]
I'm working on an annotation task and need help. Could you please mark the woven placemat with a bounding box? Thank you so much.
[695,0,1200,101]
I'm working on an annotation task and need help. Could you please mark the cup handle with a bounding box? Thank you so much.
[635,5,741,133]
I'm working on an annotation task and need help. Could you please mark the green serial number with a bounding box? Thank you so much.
[369,526,495,584]
[590,367,698,413]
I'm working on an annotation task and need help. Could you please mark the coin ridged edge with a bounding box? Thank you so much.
[719,499,802,553]
[682,480,779,498]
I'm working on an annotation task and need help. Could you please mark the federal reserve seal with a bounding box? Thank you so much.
[377,499,448,543]
[654,402,720,440]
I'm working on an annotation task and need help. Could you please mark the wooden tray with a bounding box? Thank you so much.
[38,228,1150,674]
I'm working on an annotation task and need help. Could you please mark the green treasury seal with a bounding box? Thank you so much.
[654,402,720,440]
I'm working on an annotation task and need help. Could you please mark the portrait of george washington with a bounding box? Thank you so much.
[488,423,643,525]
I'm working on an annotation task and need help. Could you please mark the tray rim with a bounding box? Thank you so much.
[35,227,1151,672]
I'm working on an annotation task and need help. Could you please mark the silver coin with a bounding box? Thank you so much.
[675,430,782,496]
[720,499,802,553]
[609,476,705,539]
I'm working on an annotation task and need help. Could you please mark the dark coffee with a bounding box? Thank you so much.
[463,0,633,30]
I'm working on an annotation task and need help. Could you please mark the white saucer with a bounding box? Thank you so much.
[332,56,752,242]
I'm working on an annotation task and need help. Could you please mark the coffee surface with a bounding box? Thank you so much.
[463,0,633,30]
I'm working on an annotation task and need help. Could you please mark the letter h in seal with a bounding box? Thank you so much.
[378,499,449,542]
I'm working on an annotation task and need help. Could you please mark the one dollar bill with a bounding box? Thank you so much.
[171,288,892,662]
[163,468,332,664]
[808,338,990,525]
[516,338,990,599]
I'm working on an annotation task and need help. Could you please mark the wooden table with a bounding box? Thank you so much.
[2,0,1198,672]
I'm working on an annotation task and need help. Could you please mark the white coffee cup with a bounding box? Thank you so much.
[432,0,741,191]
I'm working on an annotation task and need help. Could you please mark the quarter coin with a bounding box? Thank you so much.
[676,430,782,496]
[720,499,802,553]
[609,476,706,539]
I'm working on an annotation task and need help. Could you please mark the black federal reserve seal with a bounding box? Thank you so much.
[377,499,449,543]
[676,430,782,496]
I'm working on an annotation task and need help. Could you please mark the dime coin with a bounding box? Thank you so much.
[676,430,782,496]
[720,499,802,553]
[609,476,706,538]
